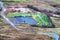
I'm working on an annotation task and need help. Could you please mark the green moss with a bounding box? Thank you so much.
[7,12,31,17]
[7,12,52,27]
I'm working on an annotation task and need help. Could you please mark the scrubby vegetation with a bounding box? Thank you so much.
[0,0,31,2]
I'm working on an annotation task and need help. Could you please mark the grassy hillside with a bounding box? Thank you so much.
[0,0,31,2]
[46,0,60,4]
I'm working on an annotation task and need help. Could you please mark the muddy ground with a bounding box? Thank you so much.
[0,27,54,40]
